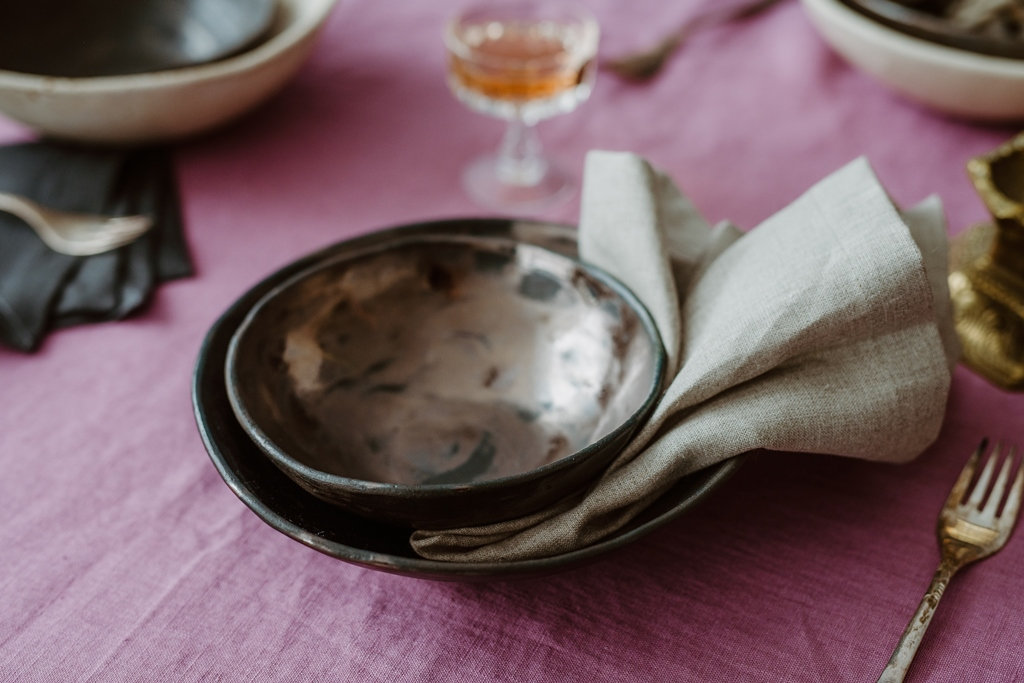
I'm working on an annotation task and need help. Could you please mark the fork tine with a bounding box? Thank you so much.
[946,439,985,508]
[1001,447,1024,524]
[97,216,152,233]
[64,218,151,239]
[92,223,151,238]
[983,443,1015,516]
[966,441,999,509]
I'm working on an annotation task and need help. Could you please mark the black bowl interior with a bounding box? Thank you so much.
[193,218,742,579]
[0,0,276,77]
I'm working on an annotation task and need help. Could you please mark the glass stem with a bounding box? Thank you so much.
[496,116,547,187]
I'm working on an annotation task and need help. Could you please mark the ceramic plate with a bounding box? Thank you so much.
[192,218,741,580]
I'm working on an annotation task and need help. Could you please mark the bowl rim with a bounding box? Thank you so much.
[802,0,1024,76]
[0,0,339,93]
[840,0,1024,60]
[224,231,667,501]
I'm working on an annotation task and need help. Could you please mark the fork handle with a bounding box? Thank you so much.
[877,559,959,683]
[0,192,46,225]
[660,0,784,54]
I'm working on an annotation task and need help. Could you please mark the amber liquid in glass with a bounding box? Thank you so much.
[449,24,588,101]
[447,19,595,121]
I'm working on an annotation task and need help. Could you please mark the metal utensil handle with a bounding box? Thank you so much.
[0,191,46,225]
[661,0,785,52]
[877,559,959,683]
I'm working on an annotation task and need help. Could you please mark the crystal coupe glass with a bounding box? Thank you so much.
[444,2,599,209]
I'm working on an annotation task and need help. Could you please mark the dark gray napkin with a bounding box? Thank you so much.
[0,143,192,351]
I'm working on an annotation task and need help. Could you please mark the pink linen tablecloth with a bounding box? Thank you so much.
[2,1,1023,680]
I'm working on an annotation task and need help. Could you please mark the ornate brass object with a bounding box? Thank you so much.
[949,133,1024,390]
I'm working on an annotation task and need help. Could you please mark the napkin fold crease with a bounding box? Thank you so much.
[411,151,957,562]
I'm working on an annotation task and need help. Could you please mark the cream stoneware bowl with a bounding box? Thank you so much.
[802,0,1024,122]
[0,0,339,144]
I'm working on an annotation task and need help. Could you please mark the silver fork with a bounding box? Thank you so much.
[0,191,153,256]
[878,440,1023,683]
[601,0,785,82]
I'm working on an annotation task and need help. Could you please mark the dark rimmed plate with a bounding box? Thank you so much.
[192,218,741,580]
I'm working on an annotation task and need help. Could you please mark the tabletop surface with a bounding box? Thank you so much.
[3,1,1024,681]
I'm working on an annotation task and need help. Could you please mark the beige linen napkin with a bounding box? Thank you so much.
[411,151,958,562]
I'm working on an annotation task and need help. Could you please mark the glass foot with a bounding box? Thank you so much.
[462,155,573,212]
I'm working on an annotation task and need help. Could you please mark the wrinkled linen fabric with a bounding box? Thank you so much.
[411,151,958,562]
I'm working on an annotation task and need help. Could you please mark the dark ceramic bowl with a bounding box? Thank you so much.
[225,233,665,529]
[195,218,741,579]
[0,0,276,78]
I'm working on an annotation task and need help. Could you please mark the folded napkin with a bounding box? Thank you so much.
[411,151,958,562]
[0,142,192,352]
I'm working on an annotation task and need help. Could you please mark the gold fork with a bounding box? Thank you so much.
[878,440,1023,683]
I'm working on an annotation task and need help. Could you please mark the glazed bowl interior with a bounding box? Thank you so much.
[225,234,664,527]
[0,0,276,78]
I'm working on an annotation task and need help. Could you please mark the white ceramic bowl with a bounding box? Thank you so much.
[802,0,1024,122]
[0,0,339,144]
